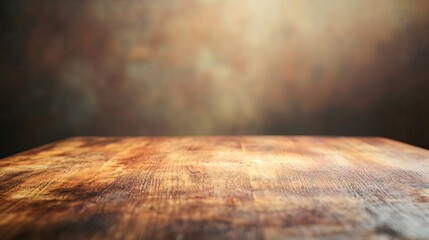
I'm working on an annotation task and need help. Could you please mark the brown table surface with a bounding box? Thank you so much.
[1,136,429,239]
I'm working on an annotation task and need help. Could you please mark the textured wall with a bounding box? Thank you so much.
[1,0,429,157]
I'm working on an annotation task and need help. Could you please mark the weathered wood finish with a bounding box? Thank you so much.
[1,136,429,239]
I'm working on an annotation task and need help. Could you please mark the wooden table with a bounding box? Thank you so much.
[1,136,429,239]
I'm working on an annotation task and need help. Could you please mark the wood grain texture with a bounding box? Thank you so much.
[0,136,429,239]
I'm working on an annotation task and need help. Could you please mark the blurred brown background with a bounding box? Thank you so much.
[1,0,429,157]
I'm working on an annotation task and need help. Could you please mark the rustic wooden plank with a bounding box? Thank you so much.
[0,136,429,239]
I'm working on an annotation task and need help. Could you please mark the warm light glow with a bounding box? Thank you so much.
[4,0,429,138]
